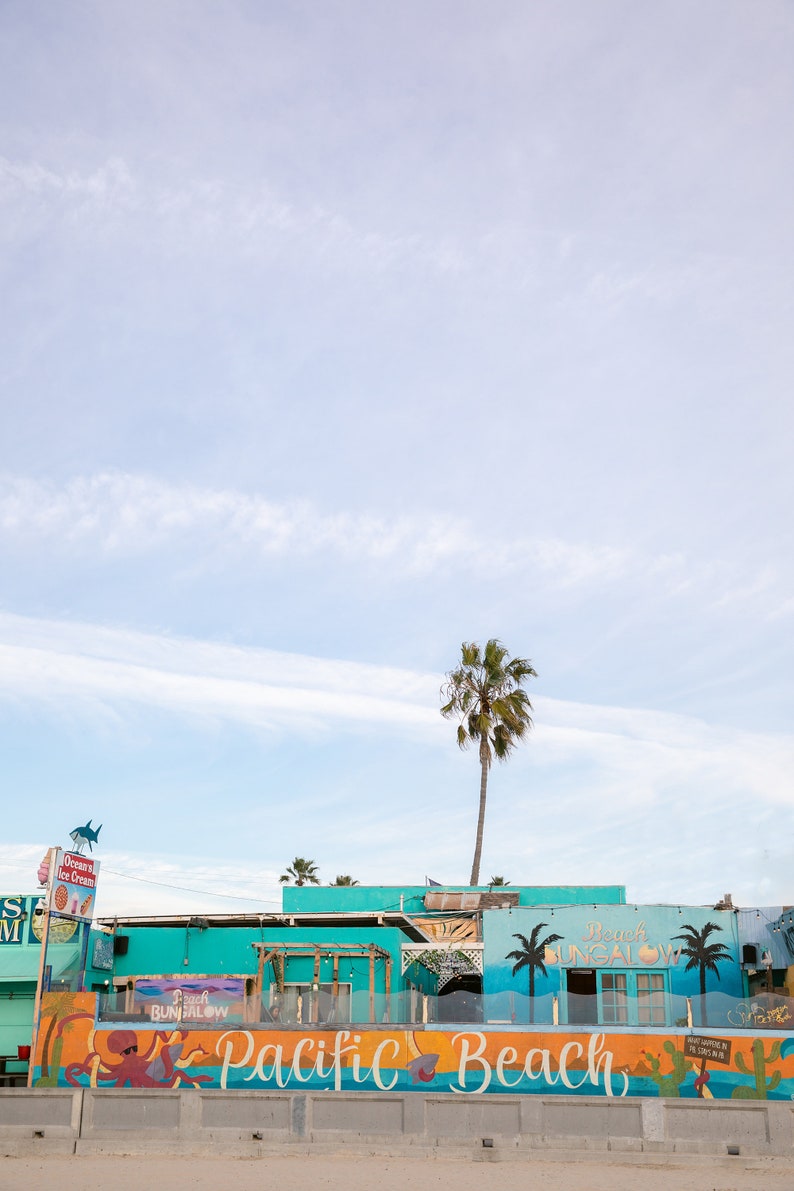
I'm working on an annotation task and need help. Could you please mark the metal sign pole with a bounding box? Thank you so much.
[28,846,57,1088]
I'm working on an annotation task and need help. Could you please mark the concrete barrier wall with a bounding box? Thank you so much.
[2,1088,793,1160]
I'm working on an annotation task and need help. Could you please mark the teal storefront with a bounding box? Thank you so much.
[0,893,91,1060]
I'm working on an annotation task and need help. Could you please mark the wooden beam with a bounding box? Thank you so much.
[384,954,392,1023]
[255,948,280,1022]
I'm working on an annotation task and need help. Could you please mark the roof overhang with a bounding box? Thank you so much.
[96,911,434,943]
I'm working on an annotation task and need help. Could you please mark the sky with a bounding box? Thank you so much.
[1,1,792,916]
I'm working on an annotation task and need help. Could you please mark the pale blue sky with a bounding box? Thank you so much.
[1,1,792,913]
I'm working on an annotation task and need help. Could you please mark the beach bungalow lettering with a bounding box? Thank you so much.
[543,920,683,968]
[134,978,245,1023]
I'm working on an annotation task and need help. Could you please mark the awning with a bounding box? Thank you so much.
[0,948,81,984]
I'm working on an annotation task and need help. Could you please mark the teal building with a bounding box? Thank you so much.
[0,893,91,1065]
[4,883,786,1047]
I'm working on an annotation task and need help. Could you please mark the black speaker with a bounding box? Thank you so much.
[113,935,129,956]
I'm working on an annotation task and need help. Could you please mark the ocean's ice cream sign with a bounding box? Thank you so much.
[543,920,683,968]
[48,850,100,921]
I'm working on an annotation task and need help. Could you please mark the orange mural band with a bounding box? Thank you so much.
[32,993,794,1100]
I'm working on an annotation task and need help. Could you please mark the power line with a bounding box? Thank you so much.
[101,868,281,903]
[0,853,280,904]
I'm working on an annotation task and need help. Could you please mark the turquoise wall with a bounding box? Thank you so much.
[484,904,743,1025]
[86,923,412,998]
[282,884,626,913]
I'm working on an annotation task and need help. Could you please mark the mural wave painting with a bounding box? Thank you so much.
[33,994,794,1100]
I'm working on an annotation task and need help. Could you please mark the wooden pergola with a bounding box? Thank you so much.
[252,940,392,1024]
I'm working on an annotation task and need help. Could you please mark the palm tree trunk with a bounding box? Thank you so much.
[528,968,535,1025]
[469,747,489,885]
[700,965,708,1027]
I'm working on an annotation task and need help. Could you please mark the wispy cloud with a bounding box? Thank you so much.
[0,471,633,586]
[2,612,792,811]
[0,154,473,278]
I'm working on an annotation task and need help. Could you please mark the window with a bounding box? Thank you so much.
[636,972,666,1025]
[600,973,628,1024]
[564,969,669,1027]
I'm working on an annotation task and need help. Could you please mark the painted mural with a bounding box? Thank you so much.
[738,906,794,971]
[32,993,794,1100]
[133,978,247,1024]
[483,905,746,1028]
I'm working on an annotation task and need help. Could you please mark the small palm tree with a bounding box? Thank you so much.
[489,876,509,886]
[279,857,320,886]
[330,875,359,886]
[672,921,733,1026]
[441,639,537,885]
[507,924,562,1024]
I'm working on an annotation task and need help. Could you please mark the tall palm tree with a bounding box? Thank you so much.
[279,857,320,886]
[506,924,562,1024]
[672,921,733,1026]
[330,875,359,886]
[441,639,537,885]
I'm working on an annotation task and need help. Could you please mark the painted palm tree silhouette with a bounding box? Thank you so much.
[672,921,733,1026]
[507,924,562,1024]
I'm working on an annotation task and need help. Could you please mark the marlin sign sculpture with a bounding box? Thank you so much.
[69,820,102,854]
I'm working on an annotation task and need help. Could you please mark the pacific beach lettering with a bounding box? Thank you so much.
[216,1030,629,1097]
[450,1031,629,1097]
[218,1030,400,1092]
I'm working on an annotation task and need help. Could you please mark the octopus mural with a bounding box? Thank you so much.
[64,1028,214,1089]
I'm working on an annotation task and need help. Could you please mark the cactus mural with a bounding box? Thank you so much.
[644,1039,694,1097]
[732,1038,782,1099]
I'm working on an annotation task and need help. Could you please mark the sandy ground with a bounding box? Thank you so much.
[2,1153,794,1191]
